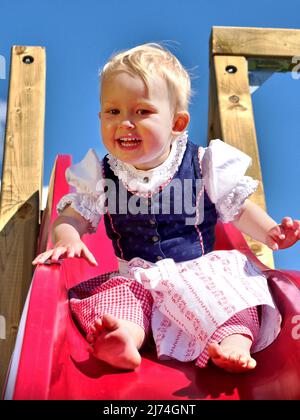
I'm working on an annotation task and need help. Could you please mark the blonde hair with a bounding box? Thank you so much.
[99,43,192,112]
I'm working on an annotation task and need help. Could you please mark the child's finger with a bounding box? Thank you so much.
[32,250,54,265]
[279,218,300,237]
[73,246,82,257]
[67,248,75,258]
[292,220,300,231]
[274,230,285,240]
[269,225,285,240]
[51,247,66,261]
[281,217,293,227]
[33,256,44,265]
[83,247,98,266]
[273,227,283,237]
[267,237,279,251]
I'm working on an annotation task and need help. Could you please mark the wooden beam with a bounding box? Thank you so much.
[211,54,274,268]
[207,57,221,142]
[211,26,300,59]
[248,58,294,72]
[36,158,57,254]
[0,46,45,229]
[0,46,45,394]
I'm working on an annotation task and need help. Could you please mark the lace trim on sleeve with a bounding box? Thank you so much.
[215,176,259,223]
[57,193,104,233]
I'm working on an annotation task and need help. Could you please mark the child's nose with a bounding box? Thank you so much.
[119,119,135,129]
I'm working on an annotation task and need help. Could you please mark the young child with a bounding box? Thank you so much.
[33,43,300,373]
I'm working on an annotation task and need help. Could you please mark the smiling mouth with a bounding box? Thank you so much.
[117,137,142,148]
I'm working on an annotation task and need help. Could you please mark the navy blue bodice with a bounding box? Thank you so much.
[102,141,218,263]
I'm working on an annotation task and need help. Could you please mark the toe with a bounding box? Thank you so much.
[239,355,249,366]
[228,351,240,364]
[87,344,94,354]
[86,333,95,343]
[101,314,120,331]
[94,319,103,331]
[90,325,97,334]
[247,358,257,369]
[208,342,223,359]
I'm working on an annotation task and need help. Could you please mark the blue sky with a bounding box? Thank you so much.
[0,0,299,270]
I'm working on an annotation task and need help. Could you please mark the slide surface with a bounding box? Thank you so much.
[7,155,300,400]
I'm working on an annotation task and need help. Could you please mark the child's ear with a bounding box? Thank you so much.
[172,111,190,135]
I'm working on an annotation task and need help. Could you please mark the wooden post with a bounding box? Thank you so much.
[207,52,221,141]
[208,53,274,268]
[0,46,45,394]
[36,157,57,254]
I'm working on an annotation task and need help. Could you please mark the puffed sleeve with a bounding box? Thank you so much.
[201,139,259,223]
[56,149,106,232]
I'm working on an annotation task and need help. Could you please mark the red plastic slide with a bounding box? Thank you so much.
[4,155,300,400]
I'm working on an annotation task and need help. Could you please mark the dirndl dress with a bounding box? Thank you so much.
[58,132,282,367]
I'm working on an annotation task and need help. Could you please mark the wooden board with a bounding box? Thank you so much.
[212,26,300,59]
[210,54,274,268]
[0,46,45,394]
[36,158,57,254]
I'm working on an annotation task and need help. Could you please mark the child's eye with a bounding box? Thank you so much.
[136,109,150,115]
[107,109,119,115]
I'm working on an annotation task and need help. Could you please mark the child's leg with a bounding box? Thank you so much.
[197,307,260,373]
[70,276,153,370]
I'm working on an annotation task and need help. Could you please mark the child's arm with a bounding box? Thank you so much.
[232,199,300,250]
[32,205,98,266]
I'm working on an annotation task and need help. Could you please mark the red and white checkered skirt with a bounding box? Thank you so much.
[69,250,281,367]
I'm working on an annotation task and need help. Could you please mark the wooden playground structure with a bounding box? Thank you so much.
[1,26,300,399]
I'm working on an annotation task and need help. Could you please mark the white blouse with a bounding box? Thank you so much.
[57,132,259,232]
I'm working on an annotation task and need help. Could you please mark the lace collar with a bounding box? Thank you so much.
[106,131,188,194]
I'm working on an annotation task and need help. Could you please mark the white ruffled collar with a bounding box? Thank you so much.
[107,131,188,195]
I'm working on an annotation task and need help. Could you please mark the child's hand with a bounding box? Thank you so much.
[266,217,300,250]
[32,240,98,266]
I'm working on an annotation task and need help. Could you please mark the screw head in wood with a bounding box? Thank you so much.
[229,95,240,103]
[225,65,237,74]
[23,55,34,64]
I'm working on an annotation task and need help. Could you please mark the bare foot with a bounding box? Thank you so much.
[208,334,257,373]
[86,314,144,370]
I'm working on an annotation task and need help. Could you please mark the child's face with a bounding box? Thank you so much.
[100,70,188,170]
